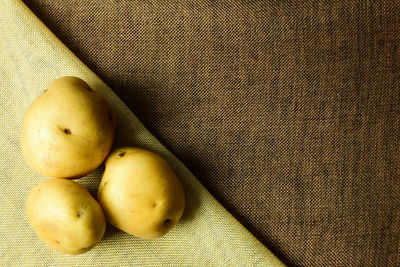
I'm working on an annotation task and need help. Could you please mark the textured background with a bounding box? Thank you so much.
[22,1,400,266]
[0,1,281,266]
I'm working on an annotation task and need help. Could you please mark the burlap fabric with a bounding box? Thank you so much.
[0,1,284,266]
[7,0,400,266]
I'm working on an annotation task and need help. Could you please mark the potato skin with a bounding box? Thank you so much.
[26,179,106,255]
[97,147,185,239]
[20,76,117,178]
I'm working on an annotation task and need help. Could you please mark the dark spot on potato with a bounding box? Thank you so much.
[64,128,71,135]
[108,111,112,121]
[56,240,60,244]
[86,86,94,92]
[153,203,157,207]
[164,219,171,224]
[77,211,83,217]
[104,182,108,187]
[118,150,125,157]
[43,89,48,93]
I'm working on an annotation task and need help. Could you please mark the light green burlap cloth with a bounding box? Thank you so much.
[0,0,284,266]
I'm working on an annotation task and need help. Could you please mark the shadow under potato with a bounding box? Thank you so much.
[74,166,104,198]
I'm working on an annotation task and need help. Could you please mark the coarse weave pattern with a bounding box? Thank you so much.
[20,0,400,266]
[0,1,284,266]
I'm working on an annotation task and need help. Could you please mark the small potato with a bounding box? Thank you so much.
[26,179,106,255]
[20,76,117,178]
[97,147,185,239]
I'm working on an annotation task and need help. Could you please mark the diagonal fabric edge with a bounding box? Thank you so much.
[0,0,284,266]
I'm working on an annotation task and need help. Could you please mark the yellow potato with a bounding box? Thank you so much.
[97,147,185,239]
[26,179,106,255]
[20,76,116,178]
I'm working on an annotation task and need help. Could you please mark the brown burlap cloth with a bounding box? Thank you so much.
[23,1,400,266]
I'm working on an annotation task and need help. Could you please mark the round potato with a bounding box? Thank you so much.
[97,147,185,239]
[21,76,116,178]
[26,179,106,255]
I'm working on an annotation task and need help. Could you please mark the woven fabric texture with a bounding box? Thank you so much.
[20,0,400,266]
[0,1,284,266]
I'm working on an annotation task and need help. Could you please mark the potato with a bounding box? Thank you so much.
[26,179,106,255]
[97,147,185,239]
[20,76,116,178]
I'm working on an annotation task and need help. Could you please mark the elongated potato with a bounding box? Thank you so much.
[97,147,185,239]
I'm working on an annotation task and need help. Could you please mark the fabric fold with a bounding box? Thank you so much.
[0,0,284,266]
